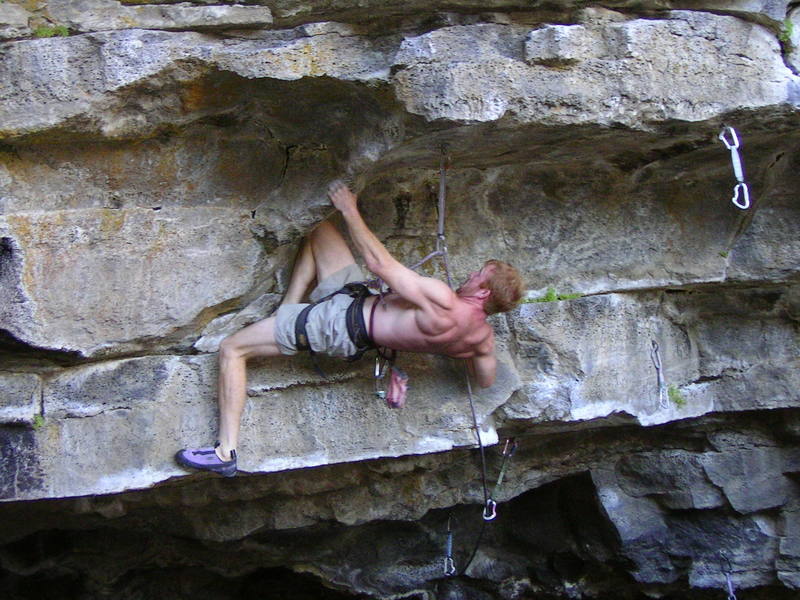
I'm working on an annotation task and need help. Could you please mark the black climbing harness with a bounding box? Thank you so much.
[294,282,376,378]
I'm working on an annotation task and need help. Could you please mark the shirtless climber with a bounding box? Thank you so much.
[176,181,523,477]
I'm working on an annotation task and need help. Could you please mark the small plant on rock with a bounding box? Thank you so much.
[33,25,70,38]
[32,414,45,430]
[668,384,687,408]
[526,287,583,303]
[779,18,794,47]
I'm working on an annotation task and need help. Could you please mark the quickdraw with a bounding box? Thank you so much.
[720,552,738,600]
[650,339,668,410]
[443,516,456,576]
[719,126,750,210]
[443,437,518,576]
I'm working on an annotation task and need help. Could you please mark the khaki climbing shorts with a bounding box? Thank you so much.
[274,263,367,358]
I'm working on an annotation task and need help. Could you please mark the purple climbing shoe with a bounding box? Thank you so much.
[175,443,237,477]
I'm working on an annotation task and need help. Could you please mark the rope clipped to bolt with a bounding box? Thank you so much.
[406,146,520,577]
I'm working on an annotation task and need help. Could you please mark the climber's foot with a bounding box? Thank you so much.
[175,443,237,477]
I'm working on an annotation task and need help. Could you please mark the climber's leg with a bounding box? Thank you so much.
[282,240,316,306]
[282,221,356,304]
[216,317,281,458]
[175,316,281,477]
[308,220,357,282]
[176,220,358,477]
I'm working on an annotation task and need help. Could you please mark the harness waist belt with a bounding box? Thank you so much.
[294,283,376,369]
[344,291,376,360]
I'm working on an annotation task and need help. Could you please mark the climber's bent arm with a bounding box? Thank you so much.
[329,182,454,315]
[468,343,496,388]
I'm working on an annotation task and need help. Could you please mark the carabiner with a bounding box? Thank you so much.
[443,517,456,575]
[483,499,497,521]
[502,438,518,457]
[718,126,739,150]
[374,356,388,399]
[444,556,456,576]
[725,572,738,600]
[731,182,750,210]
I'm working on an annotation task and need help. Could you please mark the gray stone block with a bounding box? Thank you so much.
[48,0,273,32]
[394,12,797,125]
[0,372,40,425]
[702,448,794,514]
[615,451,726,510]
[0,208,264,358]
[0,3,31,40]
[3,350,520,500]
[789,7,800,74]
[524,25,596,66]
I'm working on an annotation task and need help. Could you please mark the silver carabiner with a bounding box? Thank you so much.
[444,557,456,576]
[731,182,750,210]
[483,499,497,521]
[374,356,388,399]
[718,126,739,150]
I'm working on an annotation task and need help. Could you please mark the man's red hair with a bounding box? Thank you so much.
[481,260,524,315]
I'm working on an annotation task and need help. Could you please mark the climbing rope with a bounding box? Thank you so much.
[413,147,496,520]
[402,146,521,577]
[487,437,518,516]
[718,126,750,210]
[463,361,493,522]
[442,437,517,576]
[372,147,450,399]
[361,145,515,576]
[407,146,453,287]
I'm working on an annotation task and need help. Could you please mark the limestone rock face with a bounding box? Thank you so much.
[48,0,273,32]
[505,286,800,427]
[1,1,799,599]
[0,3,31,40]
[0,372,39,425]
[394,12,795,125]
[1,208,264,357]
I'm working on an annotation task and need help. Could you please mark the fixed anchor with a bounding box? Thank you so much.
[718,126,750,210]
